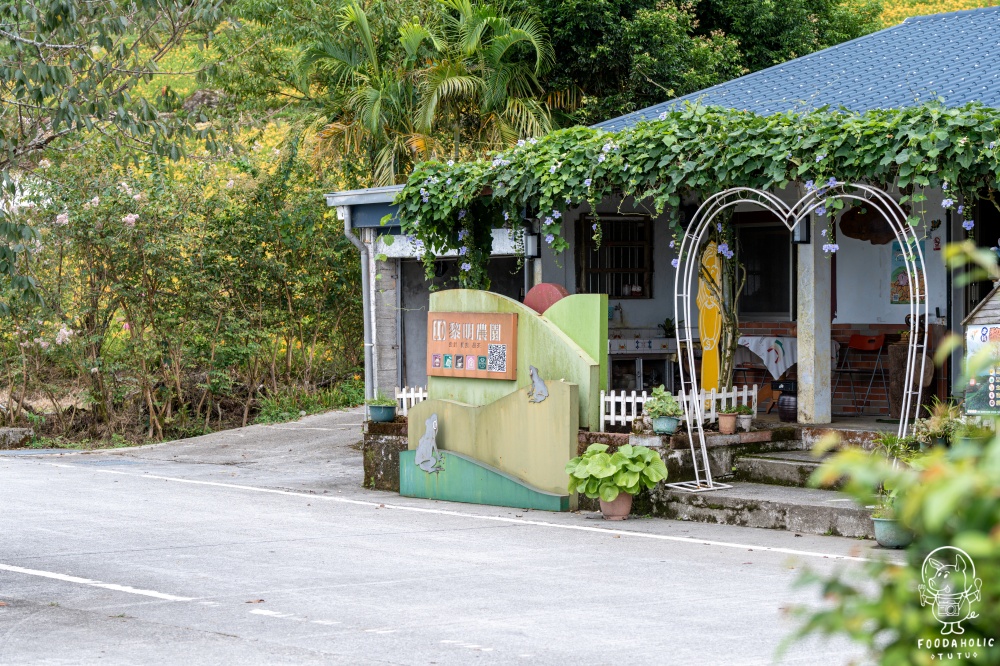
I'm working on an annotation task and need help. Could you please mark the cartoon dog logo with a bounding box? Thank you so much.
[918,547,983,635]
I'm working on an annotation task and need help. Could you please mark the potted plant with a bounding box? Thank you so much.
[718,405,739,435]
[871,491,913,549]
[735,404,753,431]
[366,391,397,423]
[644,385,683,435]
[911,397,961,448]
[869,432,919,548]
[565,443,669,520]
[953,419,994,448]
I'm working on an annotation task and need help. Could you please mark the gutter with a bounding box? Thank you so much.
[340,206,374,402]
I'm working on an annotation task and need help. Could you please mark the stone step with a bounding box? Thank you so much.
[733,450,841,489]
[647,481,872,538]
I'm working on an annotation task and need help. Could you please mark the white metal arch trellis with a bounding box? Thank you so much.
[669,183,929,493]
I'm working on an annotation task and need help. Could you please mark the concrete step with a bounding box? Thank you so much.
[732,450,841,489]
[648,481,872,538]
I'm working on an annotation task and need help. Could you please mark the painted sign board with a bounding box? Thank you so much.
[890,241,925,305]
[964,324,1000,415]
[427,312,518,380]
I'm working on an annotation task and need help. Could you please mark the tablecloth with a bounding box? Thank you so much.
[735,336,840,380]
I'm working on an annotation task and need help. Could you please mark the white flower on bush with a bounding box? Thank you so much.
[83,196,100,210]
[133,193,142,201]
[90,367,99,374]
[122,213,139,228]
[226,180,235,189]
[33,337,50,350]
[54,213,69,226]
[55,326,74,345]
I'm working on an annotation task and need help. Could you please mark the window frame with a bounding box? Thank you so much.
[734,217,796,321]
[576,214,654,299]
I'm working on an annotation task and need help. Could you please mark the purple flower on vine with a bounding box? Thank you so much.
[822,243,839,253]
[543,217,553,226]
[592,224,598,231]
[503,211,509,221]
[459,246,468,255]
[963,219,975,231]
[942,198,954,208]
[447,160,455,166]
[827,177,837,188]
[815,154,825,162]
[458,209,466,219]
[716,222,722,231]
[545,234,555,244]
[553,211,561,219]
[942,182,949,191]
[805,180,815,192]
[584,178,592,187]
[669,240,675,249]
[597,154,606,163]
[717,243,734,259]
[820,229,827,237]
[957,205,964,215]
[550,165,558,173]
[815,206,827,217]
[671,258,679,268]
[457,229,468,240]
[460,262,472,272]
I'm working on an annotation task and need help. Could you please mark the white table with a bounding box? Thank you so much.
[735,336,840,380]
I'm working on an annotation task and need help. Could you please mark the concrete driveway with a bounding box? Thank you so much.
[0,408,884,665]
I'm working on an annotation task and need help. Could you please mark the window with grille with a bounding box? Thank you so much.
[736,223,794,319]
[578,215,653,299]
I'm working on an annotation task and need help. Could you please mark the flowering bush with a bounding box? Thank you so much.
[396,102,1000,287]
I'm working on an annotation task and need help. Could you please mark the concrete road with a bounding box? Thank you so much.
[1,409,885,665]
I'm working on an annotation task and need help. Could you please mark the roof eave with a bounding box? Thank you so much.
[324,185,404,207]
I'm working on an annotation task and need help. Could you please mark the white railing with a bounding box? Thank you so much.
[599,390,648,431]
[599,385,758,432]
[395,386,428,416]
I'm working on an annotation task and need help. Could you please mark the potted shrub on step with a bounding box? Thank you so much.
[735,404,753,431]
[871,491,913,549]
[718,405,739,435]
[869,433,919,548]
[565,443,669,520]
[366,391,397,423]
[644,385,683,435]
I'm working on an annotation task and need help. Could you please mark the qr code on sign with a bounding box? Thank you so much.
[487,344,507,373]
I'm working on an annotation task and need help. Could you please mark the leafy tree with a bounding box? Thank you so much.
[520,0,882,125]
[207,0,558,185]
[694,0,883,74]
[0,0,223,312]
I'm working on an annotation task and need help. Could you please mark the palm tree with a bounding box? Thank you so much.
[310,0,556,185]
[402,0,556,159]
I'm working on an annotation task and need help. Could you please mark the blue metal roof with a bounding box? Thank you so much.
[593,7,1000,132]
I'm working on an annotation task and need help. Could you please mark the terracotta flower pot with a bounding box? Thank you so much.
[718,413,737,435]
[599,492,633,520]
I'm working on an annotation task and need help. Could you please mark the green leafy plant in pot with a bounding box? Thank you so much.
[869,432,920,548]
[644,385,683,435]
[734,404,754,431]
[565,443,669,520]
[718,405,740,435]
[366,391,397,423]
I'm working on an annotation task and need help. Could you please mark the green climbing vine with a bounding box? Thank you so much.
[396,101,1000,289]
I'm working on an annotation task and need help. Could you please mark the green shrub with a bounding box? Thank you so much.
[565,443,668,502]
[789,435,1000,663]
[644,385,683,418]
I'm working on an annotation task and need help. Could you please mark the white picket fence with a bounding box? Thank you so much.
[395,386,428,416]
[599,385,758,432]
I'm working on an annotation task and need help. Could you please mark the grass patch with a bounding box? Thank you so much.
[255,379,365,424]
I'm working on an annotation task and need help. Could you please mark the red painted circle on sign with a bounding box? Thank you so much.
[524,283,569,314]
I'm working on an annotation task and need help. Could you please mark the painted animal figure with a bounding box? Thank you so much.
[414,413,443,473]
[527,365,549,403]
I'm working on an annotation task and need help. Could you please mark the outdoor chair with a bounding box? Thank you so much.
[833,334,888,415]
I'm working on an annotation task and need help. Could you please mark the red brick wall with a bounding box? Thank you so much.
[733,322,904,416]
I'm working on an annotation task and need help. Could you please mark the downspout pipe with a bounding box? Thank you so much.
[341,206,373,402]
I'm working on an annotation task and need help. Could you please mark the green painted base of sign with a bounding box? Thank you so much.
[400,450,569,512]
